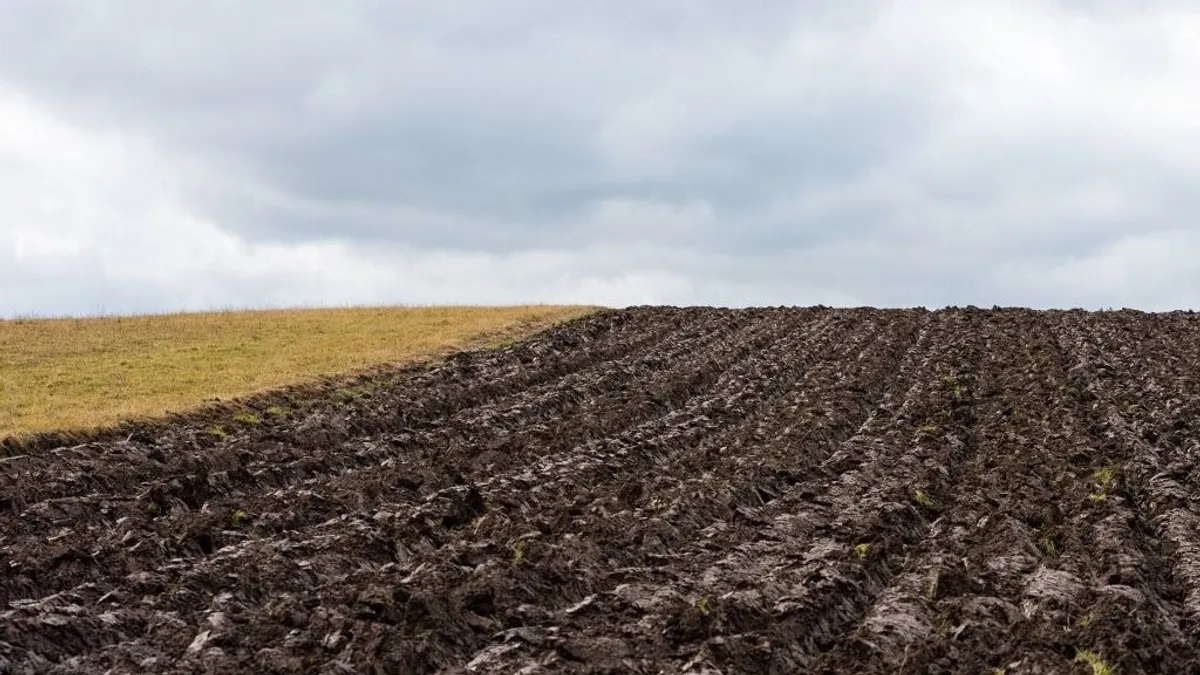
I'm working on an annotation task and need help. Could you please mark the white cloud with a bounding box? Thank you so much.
[990,229,1200,311]
[0,86,693,315]
[3,2,1200,313]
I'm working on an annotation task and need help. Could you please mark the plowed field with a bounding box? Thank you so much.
[3,307,1199,674]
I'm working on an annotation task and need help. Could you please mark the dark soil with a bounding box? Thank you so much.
[3,306,1199,674]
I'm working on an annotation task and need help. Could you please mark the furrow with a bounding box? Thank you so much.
[440,310,918,671]
[7,308,1199,673]
[0,308,820,667]
[1047,310,1200,657]
[818,310,1193,674]
[453,307,921,667]
[0,307,727,514]
[0,308,763,596]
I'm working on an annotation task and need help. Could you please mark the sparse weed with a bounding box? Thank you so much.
[1088,464,1118,505]
[335,381,387,404]
[937,612,951,635]
[854,543,871,560]
[1040,533,1060,558]
[914,489,935,508]
[1093,464,1117,490]
[916,422,940,438]
[940,374,967,401]
[694,596,712,615]
[1075,648,1115,675]
[230,509,250,527]
[1077,614,1093,629]
[511,540,526,563]
[266,405,290,419]
[233,411,262,425]
[206,425,229,439]
[925,574,939,601]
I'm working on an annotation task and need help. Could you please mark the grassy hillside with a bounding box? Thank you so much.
[0,305,596,438]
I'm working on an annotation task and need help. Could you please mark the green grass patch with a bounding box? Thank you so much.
[1075,648,1115,675]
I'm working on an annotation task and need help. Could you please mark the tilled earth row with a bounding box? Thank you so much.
[2,307,1199,674]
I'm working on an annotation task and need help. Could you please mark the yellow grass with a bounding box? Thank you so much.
[0,305,597,438]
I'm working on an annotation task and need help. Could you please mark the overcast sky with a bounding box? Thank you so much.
[3,1,1199,315]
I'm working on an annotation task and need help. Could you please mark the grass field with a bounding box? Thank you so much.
[0,305,596,438]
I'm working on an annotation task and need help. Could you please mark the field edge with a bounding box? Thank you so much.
[0,306,606,456]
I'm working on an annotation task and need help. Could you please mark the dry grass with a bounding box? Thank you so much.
[0,305,597,438]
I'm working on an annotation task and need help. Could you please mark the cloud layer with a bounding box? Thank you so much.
[3,1,1199,314]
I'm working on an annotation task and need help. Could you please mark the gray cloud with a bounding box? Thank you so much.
[2,1,1200,314]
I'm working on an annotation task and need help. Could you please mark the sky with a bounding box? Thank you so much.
[3,1,1200,315]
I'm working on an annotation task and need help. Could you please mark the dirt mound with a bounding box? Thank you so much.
[3,306,1199,673]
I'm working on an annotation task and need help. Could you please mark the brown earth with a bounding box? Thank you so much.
[2,306,1199,674]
